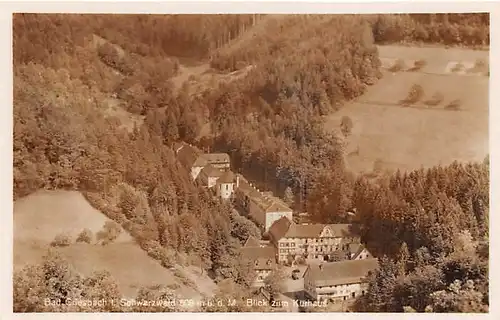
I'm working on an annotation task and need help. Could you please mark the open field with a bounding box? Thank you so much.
[378,45,489,75]
[326,45,489,174]
[13,190,214,299]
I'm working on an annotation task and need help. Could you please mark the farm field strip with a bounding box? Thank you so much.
[325,45,489,174]
[377,45,489,76]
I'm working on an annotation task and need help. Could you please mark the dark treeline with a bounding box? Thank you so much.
[351,161,489,312]
[13,13,489,312]
[368,13,489,47]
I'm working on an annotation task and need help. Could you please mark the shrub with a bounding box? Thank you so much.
[401,84,424,105]
[145,242,176,268]
[76,228,93,244]
[173,269,195,287]
[445,99,462,110]
[389,58,405,72]
[467,58,488,74]
[96,220,122,245]
[424,92,444,106]
[167,283,181,290]
[474,58,488,70]
[408,59,427,72]
[451,62,464,73]
[51,233,72,247]
[340,115,354,137]
[295,256,306,265]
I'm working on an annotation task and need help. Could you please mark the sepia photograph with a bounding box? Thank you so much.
[8,1,493,316]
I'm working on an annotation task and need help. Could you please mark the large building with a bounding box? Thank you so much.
[201,153,231,171]
[216,170,238,200]
[268,218,361,264]
[234,176,293,231]
[303,258,379,303]
[241,236,278,286]
[197,164,223,188]
[175,142,206,180]
[174,142,230,180]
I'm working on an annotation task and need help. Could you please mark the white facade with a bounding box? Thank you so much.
[265,211,293,231]
[207,177,219,188]
[352,248,372,260]
[277,236,344,263]
[315,282,368,302]
[217,182,235,200]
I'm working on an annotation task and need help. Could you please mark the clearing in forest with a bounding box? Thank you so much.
[325,45,489,174]
[13,190,214,300]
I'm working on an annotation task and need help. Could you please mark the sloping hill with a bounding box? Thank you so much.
[13,190,214,300]
[324,45,489,174]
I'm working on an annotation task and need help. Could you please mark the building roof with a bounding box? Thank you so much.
[269,221,356,242]
[244,236,261,247]
[192,155,208,167]
[241,246,277,271]
[217,170,235,184]
[266,201,292,213]
[307,258,379,287]
[285,223,355,239]
[176,143,204,168]
[255,286,272,301]
[348,243,371,259]
[199,164,223,179]
[329,224,355,238]
[201,153,230,164]
[235,178,292,214]
[268,216,293,242]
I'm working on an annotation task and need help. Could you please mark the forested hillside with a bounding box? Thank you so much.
[13,13,489,312]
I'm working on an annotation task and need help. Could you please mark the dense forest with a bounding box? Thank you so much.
[13,13,489,312]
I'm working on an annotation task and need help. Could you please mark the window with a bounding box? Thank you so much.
[225,184,228,190]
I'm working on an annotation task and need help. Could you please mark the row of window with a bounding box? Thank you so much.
[279,238,353,245]
[279,242,296,247]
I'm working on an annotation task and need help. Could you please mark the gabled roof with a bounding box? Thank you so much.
[269,222,357,241]
[241,246,277,271]
[266,201,293,213]
[176,143,204,168]
[192,155,208,167]
[217,170,235,184]
[328,224,355,238]
[284,224,324,239]
[199,164,223,179]
[348,243,371,259]
[244,236,261,247]
[201,153,230,164]
[307,258,379,287]
[268,216,293,242]
[255,286,272,301]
